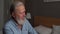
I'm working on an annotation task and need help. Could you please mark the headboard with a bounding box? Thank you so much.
[34,16,60,28]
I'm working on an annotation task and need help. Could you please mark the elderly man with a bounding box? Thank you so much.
[3,1,37,34]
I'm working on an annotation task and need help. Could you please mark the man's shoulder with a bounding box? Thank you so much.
[4,18,14,28]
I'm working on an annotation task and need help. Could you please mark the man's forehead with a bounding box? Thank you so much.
[15,5,25,13]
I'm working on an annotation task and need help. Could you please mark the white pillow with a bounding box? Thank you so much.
[52,25,60,34]
[35,25,52,34]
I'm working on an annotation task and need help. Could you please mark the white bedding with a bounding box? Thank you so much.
[52,25,60,34]
[34,25,52,34]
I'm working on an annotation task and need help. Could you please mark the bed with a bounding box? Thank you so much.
[34,16,60,34]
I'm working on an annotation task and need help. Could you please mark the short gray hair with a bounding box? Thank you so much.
[10,1,24,14]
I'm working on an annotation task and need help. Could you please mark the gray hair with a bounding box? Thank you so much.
[10,1,24,14]
[14,1,24,8]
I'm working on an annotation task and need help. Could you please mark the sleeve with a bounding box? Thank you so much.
[27,20,38,34]
[3,26,13,34]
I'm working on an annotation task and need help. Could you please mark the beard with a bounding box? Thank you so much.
[16,17,26,25]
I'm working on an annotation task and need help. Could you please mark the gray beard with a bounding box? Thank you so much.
[16,17,26,25]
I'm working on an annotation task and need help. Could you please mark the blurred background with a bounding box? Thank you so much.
[0,0,60,34]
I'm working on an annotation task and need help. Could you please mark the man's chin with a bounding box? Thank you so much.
[17,19,25,25]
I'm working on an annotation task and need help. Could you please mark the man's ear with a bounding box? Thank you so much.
[12,12,15,18]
